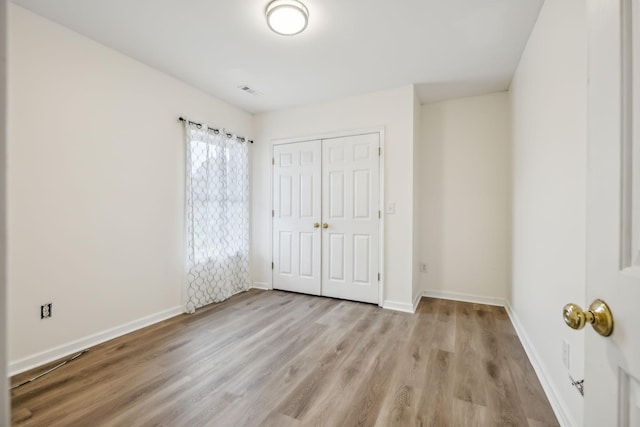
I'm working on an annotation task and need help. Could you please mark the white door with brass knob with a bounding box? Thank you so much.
[581,0,640,424]
[272,140,322,296]
[272,133,381,304]
[321,134,380,304]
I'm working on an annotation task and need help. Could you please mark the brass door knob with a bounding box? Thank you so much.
[562,299,614,337]
[322,223,329,229]
[313,223,320,228]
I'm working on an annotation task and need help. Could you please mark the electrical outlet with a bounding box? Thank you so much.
[41,303,52,319]
[562,339,570,370]
[419,262,428,273]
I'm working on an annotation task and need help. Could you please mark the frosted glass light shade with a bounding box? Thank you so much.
[266,0,309,36]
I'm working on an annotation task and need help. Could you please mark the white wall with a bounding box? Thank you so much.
[251,86,415,307]
[417,93,511,303]
[509,0,587,425]
[7,5,253,370]
[412,88,422,307]
[0,0,8,423]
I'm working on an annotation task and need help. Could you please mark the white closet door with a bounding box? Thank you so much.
[321,133,380,304]
[272,140,322,295]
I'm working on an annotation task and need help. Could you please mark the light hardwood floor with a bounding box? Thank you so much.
[11,289,559,426]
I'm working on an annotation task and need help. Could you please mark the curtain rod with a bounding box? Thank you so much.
[179,117,254,144]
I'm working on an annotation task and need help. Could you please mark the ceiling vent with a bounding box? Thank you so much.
[238,85,262,96]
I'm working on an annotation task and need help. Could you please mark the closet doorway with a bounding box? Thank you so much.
[272,132,382,304]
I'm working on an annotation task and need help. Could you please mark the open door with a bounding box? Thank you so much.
[566,0,640,424]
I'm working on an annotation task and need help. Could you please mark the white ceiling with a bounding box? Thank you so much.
[12,0,544,114]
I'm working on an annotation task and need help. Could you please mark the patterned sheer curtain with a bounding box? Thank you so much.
[184,122,250,313]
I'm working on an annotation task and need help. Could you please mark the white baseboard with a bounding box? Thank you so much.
[382,289,503,314]
[412,291,422,312]
[382,299,415,313]
[422,289,505,307]
[504,302,574,427]
[9,306,183,376]
[251,282,272,290]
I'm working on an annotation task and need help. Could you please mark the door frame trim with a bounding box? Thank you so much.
[270,127,386,306]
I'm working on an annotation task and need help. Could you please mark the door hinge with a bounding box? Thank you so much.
[272,262,274,270]
[378,273,381,281]
[378,147,381,156]
[272,157,275,165]
[272,210,275,217]
[378,210,381,219]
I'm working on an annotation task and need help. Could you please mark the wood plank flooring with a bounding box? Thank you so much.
[10,290,559,426]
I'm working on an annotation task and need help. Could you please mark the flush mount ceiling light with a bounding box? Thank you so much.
[266,0,309,36]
